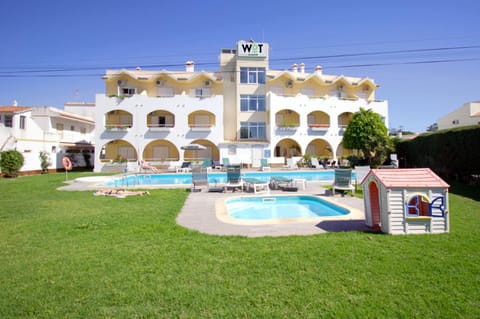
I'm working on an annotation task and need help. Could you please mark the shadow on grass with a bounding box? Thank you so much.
[315,219,371,232]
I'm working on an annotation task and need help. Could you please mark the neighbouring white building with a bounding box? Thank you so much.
[94,40,388,172]
[0,103,95,174]
[436,101,480,130]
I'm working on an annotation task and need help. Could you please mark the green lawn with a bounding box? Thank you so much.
[1,172,479,318]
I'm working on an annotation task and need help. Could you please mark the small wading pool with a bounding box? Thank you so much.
[225,195,350,222]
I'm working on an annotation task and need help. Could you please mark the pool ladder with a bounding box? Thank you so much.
[115,173,140,187]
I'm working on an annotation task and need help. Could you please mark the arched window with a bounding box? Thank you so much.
[406,195,430,217]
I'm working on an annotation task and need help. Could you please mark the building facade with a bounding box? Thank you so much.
[436,101,480,130]
[94,40,388,172]
[0,104,95,174]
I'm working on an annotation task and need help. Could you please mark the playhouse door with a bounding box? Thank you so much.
[369,182,381,230]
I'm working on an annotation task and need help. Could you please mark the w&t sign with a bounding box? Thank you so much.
[237,41,268,58]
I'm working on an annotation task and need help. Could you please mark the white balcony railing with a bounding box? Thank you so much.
[189,123,213,132]
[105,124,132,132]
[308,124,330,131]
[148,124,174,132]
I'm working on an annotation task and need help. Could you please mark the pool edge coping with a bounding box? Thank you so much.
[216,193,364,226]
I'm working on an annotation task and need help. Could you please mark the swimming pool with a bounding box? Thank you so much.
[101,170,346,187]
[225,195,350,221]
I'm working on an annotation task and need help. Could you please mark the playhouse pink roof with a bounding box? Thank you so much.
[362,168,449,188]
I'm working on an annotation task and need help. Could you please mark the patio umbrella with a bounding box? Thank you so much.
[181,143,206,162]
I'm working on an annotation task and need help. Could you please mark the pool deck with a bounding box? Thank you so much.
[177,181,369,237]
[59,176,369,237]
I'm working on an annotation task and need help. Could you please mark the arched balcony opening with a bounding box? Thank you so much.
[143,140,179,163]
[336,142,355,166]
[147,110,175,131]
[275,109,300,129]
[104,110,133,130]
[99,139,137,163]
[305,139,333,160]
[307,111,330,130]
[338,112,353,130]
[274,138,302,158]
[183,139,219,163]
[188,110,215,131]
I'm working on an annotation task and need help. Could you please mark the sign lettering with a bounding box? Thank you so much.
[237,41,267,58]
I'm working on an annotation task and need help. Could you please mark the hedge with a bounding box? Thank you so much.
[396,126,480,182]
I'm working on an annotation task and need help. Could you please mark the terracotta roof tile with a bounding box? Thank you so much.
[0,106,32,113]
[363,168,449,188]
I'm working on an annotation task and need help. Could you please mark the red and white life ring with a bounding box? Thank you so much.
[62,157,72,171]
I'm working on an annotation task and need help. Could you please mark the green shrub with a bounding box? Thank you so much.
[0,150,24,177]
[397,126,480,182]
[39,151,50,174]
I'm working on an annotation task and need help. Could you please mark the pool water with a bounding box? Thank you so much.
[101,170,346,187]
[226,195,350,220]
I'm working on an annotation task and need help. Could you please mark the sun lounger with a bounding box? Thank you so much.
[222,157,230,167]
[282,158,298,170]
[202,158,212,172]
[243,177,269,194]
[224,165,243,192]
[176,162,191,173]
[212,160,222,170]
[332,168,355,196]
[140,160,160,173]
[260,158,271,171]
[191,164,207,192]
[269,176,293,190]
[310,157,327,169]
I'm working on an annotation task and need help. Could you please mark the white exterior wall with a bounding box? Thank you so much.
[269,93,388,162]
[64,102,96,119]
[437,101,480,130]
[217,143,268,167]
[386,187,449,235]
[1,107,95,173]
[386,189,406,234]
[399,187,449,234]
[0,109,44,172]
[94,93,224,172]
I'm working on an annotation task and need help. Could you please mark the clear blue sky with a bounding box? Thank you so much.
[1,0,479,132]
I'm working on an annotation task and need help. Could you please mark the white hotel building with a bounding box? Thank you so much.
[94,40,388,172]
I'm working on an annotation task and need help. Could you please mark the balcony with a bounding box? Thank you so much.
[189,123,213,132]
[148,123,174,132]
[308,123,330,131]
[105,124,132,132]
[276,123,299,131]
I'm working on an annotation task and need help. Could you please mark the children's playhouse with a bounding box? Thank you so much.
[361,168,449,235]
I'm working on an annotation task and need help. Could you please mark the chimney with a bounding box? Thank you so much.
[12,100,18,106]
[315,65,323,75]
[185,61,195,72]
[299,63,305,73]
[292,63,298,73]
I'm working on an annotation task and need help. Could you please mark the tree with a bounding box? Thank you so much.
[0,150,24,177]
[343,108,393,167]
